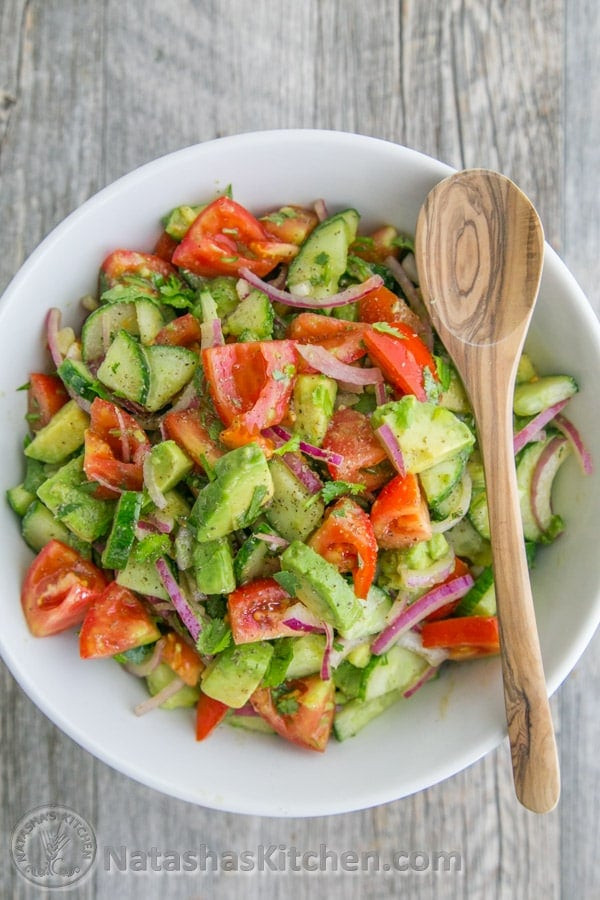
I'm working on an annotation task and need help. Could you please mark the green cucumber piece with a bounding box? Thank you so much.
[227,714,276,733]
[57,358,109,404]
[36,456,115,542]
[97,330,150,404]
[359,645,429,702]
[419,452,467,508]
[454,566,496,616]
[225,290,273,341]
[146,663,200,708]
[287,208,360,299]
[143,344,197,411]
[264,456,324,542]
[333,690,404,741]
[101,491,142,569]
[135,298,166,344]
[513,374,578,416]
[7,483,36,516]
[233,524,282,585]
[291,374,337,447]
[82,302,139,362]
[517,436,571,542]
[284,633,326,679]
[21,499,91,556]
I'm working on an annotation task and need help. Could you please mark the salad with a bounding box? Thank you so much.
[7,192,592,752]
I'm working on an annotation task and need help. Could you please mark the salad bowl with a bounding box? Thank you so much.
[1,130,599,816]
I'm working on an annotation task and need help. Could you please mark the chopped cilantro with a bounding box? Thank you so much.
[315,251,330,266]
[272,433,301,455]
[372,321,405,338]
[312,480,367,506]
[262,638,294,688]
[273,570,299,597]
[235,484,268,529]
[272,682,300,716]
[196,618,231,655]
[434,355,453,392]
[132,533,172,564]
[158,275,196,309]
[423,365,441,402]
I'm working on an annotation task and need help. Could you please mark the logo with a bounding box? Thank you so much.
[11,804,97,890]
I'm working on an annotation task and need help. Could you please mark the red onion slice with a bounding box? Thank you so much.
[253,532,290,550]
[384,255,434,349]
[530,436,570,535]
[296,343,383,385]
[282,602,325,634]
[403,665,439,699]
[371,573,474,655]
[513,398,569,454]
[155,557,202,642]
[375,423,406,476]
[134,676,186,716]
[268,423,344,466]
[46,308,64,367]
[313,199,329,222]
[239,267,383,309]
[554,413,594,475]
[320,622,334,681]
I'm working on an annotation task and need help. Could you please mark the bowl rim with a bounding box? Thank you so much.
[1,128,600,816]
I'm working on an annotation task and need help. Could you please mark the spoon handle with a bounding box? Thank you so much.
[471,367,560,813]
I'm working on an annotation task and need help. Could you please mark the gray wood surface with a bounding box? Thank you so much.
[1,1,598,897]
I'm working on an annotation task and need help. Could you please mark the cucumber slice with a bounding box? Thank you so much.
[82,302,139,362]
[101,491,142,569]
[265,457,324,542]
[143,344,197,412]
[334,690,404,741]
[287,209,360,299]
[284,633,326,679]
[57,358,109,404]
[455,566,495,616]
[7,483,36,516]
[135,298,166,344]
[97,330,150,404]
[234,525,282,584]
[513,375,578,417]
[359,645,429,702]
[22,499,91,556]
[146,663,200,708]
[225,290,274,341]
[419,452,467,508]
[517,436,571,542]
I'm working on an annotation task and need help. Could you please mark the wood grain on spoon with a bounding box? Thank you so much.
[415,169,560,813]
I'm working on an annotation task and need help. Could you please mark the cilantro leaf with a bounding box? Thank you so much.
[314,480,367,506]
[272,433,301,455]
[158,276,197,309]
[196,618,232,655]
[132,533,172,564]
[262,638,294,688]
[372,321,405,338]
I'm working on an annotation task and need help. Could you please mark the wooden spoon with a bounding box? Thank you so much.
[415,169,560,813]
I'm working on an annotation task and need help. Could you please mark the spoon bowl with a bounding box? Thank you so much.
[415,169,560,813]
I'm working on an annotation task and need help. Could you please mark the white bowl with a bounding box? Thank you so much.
[1,130,599,817]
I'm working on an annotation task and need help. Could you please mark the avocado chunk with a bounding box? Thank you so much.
[190,443,274,542]
[278,541,362,634]
[146,440,193,494]
[116,554,170,600]
[287,209,360,299]
[201,641,274,708]
[24,400,89,464]
[193,537,235,595]
[371,395,475,474]
[264,456,324,542]
[292,374,337,447]
[36,456,115,542]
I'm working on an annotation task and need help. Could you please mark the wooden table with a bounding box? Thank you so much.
[1,2,598,897]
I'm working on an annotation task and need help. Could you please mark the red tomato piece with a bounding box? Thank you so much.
[153,313,202,347]
[79,583,161,659]
[351,225,401,264]
[161,631,204,685]
[370,472,432,549]
[100,249,178,288]
[288,313,369,364]
[171,197,294,278]
[308,498,377,599]
[162,408,223,471]
[260,205,319,245]
[83,398,151,497]
[251,675,336,752]
[21,540,108,637]
[153,230,179,263]
[424,557,471,621]
[357,284,423,334]
[322,408,392,491]
[202,340,297,450]
[27,373,69,431]
[363,322,438,401]
[195,692,230,741]
[227,578,298,644]
[421,616,500,660]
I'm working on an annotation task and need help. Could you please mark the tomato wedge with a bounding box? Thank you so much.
[195,692,230,740]
[162,408,223,471]
[250,675,336,752]
[161,631,204,685]
[79,583,161,659]
[202,340,297,450]
[83,398,151,497]
[421,616,500,660]
[289,313,369,364]
[153,230,179,263]
[27,373,69,431]
[172,197,296,278]
[153,313,202,347]
[100,249,177,289]
[21,540,108,637]
[363,322,438,401]
[260,205,319,245]
[322,408,392,491]
[370,472,432,549]
[308,498,377,598]
[351,225,401,264]
[228,577,296,644]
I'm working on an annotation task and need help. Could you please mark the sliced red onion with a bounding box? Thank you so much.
[320,622,334,681]
[513,399,570,454]
[134,676,186,716]
[371,573,474,655]
[374,380,387,406]
[65,386,93,415]
[170,380,199,413]
[530,436,570,535]
[396,628,449,667]
[122,637,166,677]
[296,343,384,385]
[236,277,253,300]
[430,472,473,534]
[282,602,325,634]
[174,524,196,569]
[253,532,290,550]
[554,413,594,475]
[282,451,323,494]
[403,665,439,699]
[155,557,202,642]
[384,255,434,349]
[113,404,131,462]
[335,380,364,395]
[313,199,329,222]
[239,266,383,309]
[268,423,344,466]
[233,703,260,717]
[46,307,64,367]
[143,452,167,510]
[375,423,406,476]
[200,318,224,350]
